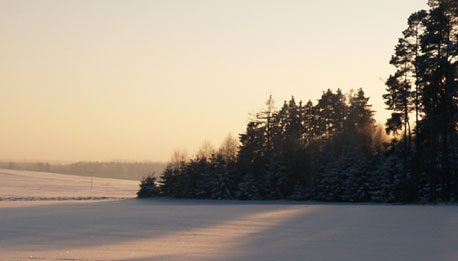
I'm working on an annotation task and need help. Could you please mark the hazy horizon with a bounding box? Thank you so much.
[1,0,428,162]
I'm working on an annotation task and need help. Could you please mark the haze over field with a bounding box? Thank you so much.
[0,0,428,162]
[0,160,166,180]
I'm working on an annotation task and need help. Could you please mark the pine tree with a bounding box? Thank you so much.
[260,154,285,199]
[416,0,458,200]
[381,0,458,201]
[137,174,160,198]
[210,155,234,199]
[302,100,316,145]
[404,10,428,132]
[315,89,347,141]
[384,40,413,148]
[344,88,376,153]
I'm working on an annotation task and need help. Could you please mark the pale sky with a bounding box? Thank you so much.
[0,0,428,162]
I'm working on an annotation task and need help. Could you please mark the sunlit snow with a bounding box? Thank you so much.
[1,169,457,260]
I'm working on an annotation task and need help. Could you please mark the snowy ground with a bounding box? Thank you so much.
[0,169,457,261]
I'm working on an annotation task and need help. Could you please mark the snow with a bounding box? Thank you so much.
[1,169,457,260]
[0,168,138,204]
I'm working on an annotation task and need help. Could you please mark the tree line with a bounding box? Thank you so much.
[1,161,166,181]
[384,0,457,201]
[139,89,391,201]
[138,0,457,202]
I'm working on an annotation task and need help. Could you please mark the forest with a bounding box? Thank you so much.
[1,161,166,181]
[138,0,458,202]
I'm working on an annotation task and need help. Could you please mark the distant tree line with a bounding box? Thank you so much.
[1,161,166,181]
[138,0,457,202]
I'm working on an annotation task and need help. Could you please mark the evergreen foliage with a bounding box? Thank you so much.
[137,174,160,198]
[384,0,458,202]
[142,88,385,201]
[138,0,457,203]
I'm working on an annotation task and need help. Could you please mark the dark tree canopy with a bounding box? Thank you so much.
[138,0,457,203]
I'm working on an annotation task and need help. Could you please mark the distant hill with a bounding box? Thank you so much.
[0,161,166,181]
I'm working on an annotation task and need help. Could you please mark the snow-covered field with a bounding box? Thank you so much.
[0,169,457,261]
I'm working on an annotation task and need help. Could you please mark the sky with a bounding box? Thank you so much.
[0,0,429,162]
